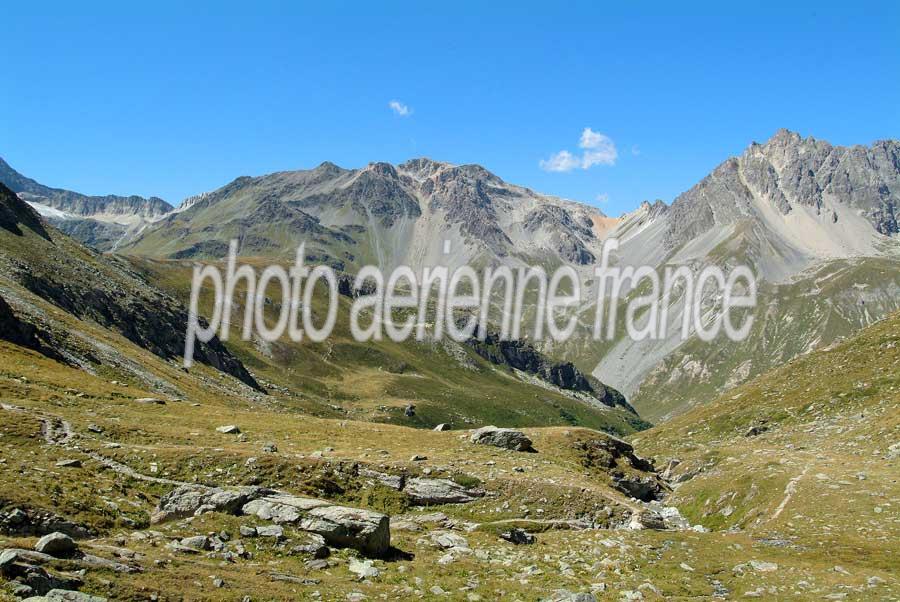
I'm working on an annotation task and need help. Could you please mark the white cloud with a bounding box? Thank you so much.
[388,100,411,116]
[579,128,617,167]
[631,144,641,156]
[595,192,610,204]
[539,150,581,173]
[540,127,617,172]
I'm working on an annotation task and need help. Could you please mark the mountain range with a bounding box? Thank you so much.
[1,129,899,423]
[0,131,898,601]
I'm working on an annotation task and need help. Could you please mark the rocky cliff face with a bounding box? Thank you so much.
[465,329,634,413]
[664,129,900,252]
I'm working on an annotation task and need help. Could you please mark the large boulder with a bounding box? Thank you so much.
[34,533,77,557]
[298,506,390,557]
[242,495,330,524]
[470,426,535,452]
[403,478,483,505]
[151,485,269,523]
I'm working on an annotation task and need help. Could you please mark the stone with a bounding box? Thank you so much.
[239,525,257,537]
[544,591,597,602]
[403,478,483,505]
[216,425,240,434]
[627,511,666,531]
[430,531,468,550]
[404,404,416,417]
[469,426,535,452]
[433,424,451,431]
[255,525,284,539]
[262,443,278,453]
[152,485,268,523]
[306,559,330,570]
[54,459,82,469]
[34,532,77,557]
[358,469,404,490]
[134,397,166,405]
[242,494,330,524]
[179,535,211,550]
[749,560,778,572]
[348,558,380,579]
[43,591,108,602]
[612,474,666,502]
[290,533,329,559]
[298,505,390,557]
[499,528,535,545]
[410,455,427,462]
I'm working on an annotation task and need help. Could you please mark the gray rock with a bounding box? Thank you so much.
[216,425,240,434]
[430,530,468,550]
[239,525,257,538]
[403,478,483,505]
[433,423,451,431]
[133,397,166,404]
[544,591,597,602]
[358,469,404,490]
[44,590,108,602]
[298,505,390,557]
[500,528,536,545]
[34,532,77,557]
[255,525,284,539]
[54,459,82,469]
[241,494,330,524]
[151,485,268,523]
[305,559,330,570]
[290,533,329,559]
[179,535,211,550]
[262,442,278,453]
[470,426,535,452]
[348,558,380,579]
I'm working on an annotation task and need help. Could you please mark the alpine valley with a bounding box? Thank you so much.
[0,129,897,601]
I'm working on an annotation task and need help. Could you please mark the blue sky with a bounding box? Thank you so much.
[3,2,899,216]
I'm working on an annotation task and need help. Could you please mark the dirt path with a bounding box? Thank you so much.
[770,465,810,521]
[1,402,187,487]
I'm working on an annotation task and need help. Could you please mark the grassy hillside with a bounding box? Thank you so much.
[632,311,900,595]
[127,256,648,435]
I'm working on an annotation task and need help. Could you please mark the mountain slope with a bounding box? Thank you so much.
[0,179,645,434]
[633,310,900,589]
[0,182,257,391]
[0,157,172,251]
[123,158,609,272]
[583,131,900,420]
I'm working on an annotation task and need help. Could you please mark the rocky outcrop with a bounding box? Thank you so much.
[665,129,900,251]
[152,486,391,556]
[0,295,56,360]
[403,478,484,505]
[0,507,92,539]
[470,426,535,452]
[574,435,668,502]
[465,329,634,412]
[297,505,390,557]
[151,485,271,523]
